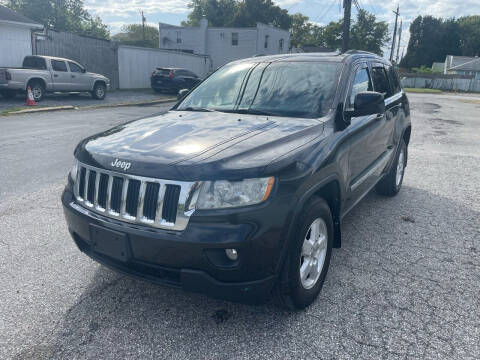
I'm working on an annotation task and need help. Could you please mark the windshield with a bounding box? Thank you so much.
[177,61,341,118]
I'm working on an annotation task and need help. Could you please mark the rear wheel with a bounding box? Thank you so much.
[91,82,106,100]
[28,81,44,102]
[375,139,407,196]
[274,197,333,310]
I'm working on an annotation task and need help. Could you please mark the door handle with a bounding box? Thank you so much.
[375,113,384,120]
[71,75,75,78]
[53,74,58,78]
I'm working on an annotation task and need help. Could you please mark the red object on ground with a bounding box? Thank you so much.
[25,86,37,106]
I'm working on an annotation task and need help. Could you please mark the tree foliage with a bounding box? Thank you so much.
[183,0,291,30]
[401,15,480,69]
[6,0,109,39]
[111,24,159,48]
[183,1,389,55]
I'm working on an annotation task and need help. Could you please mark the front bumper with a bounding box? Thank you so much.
[62,187,293,303]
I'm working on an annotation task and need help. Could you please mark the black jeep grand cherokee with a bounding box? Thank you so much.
[62,51,411,309]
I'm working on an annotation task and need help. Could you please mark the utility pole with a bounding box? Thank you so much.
[141,11,146,42]
[342,0,352,53]
[396,20,402,63]
[390,5,400,62]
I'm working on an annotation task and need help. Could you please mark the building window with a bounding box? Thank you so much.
[279,38,284,51]
[264,35,269,49]
[232,32,238,46]
[176,31,182,44]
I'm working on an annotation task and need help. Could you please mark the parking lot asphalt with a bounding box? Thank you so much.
[0,89,173,113]
[0,93,479,359]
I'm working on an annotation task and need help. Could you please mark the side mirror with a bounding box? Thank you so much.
[177,88,189,101]
[346,91,385,118]
[82,68,86,73]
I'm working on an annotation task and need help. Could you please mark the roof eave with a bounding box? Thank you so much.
[0,19,43,29]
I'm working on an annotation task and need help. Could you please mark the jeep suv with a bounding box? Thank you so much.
[62,51,411,310]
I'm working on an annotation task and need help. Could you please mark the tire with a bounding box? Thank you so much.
[274,197,333,310]
[91,82,106,100]
[0,90,17,99]
[28,80,44,102]
[375,139,407,197]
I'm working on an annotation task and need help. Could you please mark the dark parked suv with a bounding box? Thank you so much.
[63,51,411,309]
[150,67,201,93]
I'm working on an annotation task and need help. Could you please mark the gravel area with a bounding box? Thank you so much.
[0,93,479,359]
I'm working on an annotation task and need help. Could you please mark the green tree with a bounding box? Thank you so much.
[401,15,480,69]
[6,0,109,39]
[350,9,389,55]
[182,0,238,27]
[232,0,291,30]
[182,0,291,30]
[112,24,159,48]
[290,13,324,47]
[458,16,480,56]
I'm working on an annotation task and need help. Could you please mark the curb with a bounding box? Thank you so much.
[2,97,176,116]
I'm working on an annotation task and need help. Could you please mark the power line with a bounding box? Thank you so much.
[312,0,338,24]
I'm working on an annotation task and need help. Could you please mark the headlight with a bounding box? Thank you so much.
[69,161,78,180]
[193,177,275,209]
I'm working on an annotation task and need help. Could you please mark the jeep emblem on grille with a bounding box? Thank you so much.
[111,158,131,171]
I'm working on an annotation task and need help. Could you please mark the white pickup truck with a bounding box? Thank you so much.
[0,55,110,101]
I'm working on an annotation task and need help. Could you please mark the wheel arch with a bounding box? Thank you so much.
[26,77,46,91]
[92,79,106,91]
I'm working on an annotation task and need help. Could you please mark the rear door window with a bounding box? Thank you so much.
[52,60,68,72]
[386,65,401,94]
[370,65,392,98]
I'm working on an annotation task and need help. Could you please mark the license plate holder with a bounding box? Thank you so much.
[89,224,130,262]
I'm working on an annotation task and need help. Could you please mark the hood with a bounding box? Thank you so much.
[87,72,109,81]
[76,110,325,180]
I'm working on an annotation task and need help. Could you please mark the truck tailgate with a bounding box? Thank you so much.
[0,69,7,84]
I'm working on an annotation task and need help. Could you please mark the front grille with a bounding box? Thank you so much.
[73,162,197,231]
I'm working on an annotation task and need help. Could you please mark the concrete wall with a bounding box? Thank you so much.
[400,75,480,92]
[0,23,33,67]
[206,28,258,69]
[117,45,212,89]
[159,21,290,69]
[34,29,119,89]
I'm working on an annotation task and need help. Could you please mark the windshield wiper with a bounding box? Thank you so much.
[179,107,215,112]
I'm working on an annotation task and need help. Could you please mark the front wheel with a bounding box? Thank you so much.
[91,82,106,100]
[274,197,333,310]
[375,139,407,196]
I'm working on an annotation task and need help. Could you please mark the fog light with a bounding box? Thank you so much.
[225,248,238,261]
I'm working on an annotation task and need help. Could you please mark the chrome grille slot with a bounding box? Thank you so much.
[162,185,181,223]
[110,177,123,214]
[86,170,97,204]
[72,162,198,231]
[125,179,141,217]
[143,182,160,220]
[97,174,109,209]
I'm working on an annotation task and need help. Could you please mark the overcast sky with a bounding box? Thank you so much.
[85,0,480,56]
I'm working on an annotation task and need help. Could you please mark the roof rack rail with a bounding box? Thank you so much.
[343,50,378,56]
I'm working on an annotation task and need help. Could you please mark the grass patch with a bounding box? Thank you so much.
[404,88,442,93]
[1,107,28,116]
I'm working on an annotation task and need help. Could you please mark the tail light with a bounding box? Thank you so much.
[169,70,174,78]
[5,71,11,81]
